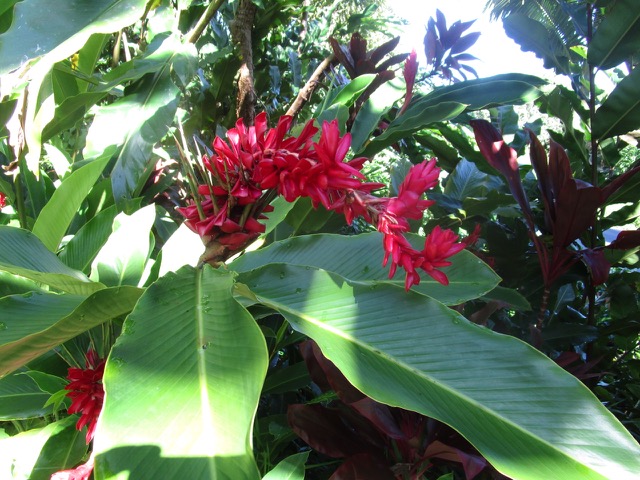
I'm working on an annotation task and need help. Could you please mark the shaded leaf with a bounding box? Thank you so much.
[0,226,103,295]
[0,287,142,376]
[592,66,640,139]
[231,232,500,306]
[241,264,640,480]
[588,0,640,69]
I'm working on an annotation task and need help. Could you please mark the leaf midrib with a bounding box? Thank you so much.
[252,292,603,478]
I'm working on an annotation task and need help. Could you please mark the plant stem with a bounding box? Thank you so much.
[285,54,335,118]
[14,172,28,229]
[587,3,598,326]
[186,0,226,44]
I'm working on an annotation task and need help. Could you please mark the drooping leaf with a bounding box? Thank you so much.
[90,205,156,287]
[502,14,571,75]
[230,232,499,306]
[0,415,86,480]
[58,205,119,273]
[0,287,142,377]
[240,264,640,480]
[94,266,267,480]
[262,451,309,480]
[0,0,148,75]
[0,226,104,295]
[592,65,640,140]
[0,371,54,419]
[32,155,110,252]
[359,101,467,158]
[588,0,640,69]
[83,34,196,209]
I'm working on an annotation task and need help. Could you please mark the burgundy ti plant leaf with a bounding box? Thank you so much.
[424,10,480,82]
[470,119,640,289]
[288,341,489,480]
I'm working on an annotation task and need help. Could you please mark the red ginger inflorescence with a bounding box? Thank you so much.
[178,112,465,290]
[64,348,105,444]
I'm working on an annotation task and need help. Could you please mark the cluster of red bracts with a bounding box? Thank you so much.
[178,112,465,290]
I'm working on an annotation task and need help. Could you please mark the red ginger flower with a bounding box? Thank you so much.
[51,457,94,480]
[65,349,105,444]
[179,112,465,287]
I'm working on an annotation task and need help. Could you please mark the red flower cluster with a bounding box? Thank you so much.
[51,457,94,480]
[65,349,105,444]
[179,113,464,289]
[0,192,6,209]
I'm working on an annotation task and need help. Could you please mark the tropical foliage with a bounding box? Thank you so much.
[0,1,639,479]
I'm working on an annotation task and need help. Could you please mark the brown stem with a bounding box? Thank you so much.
[186,0,226,44]
[231,0,257,125]
[285,54,335,119]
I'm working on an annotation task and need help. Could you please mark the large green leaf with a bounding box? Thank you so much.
[83,34,196,208]
[502,14,572,75]
[0,287,142,376]
[230,232,499,305]
[0,0,148,75]
[58,205,119,273]
[32,155,109,252]
[350,80,404,153]
[90,205,155,287]
[0,371,53,419]
[588,0,640,69]
[592,65,640,139]
[240,265,640,480]
[0,415,86,480]
[0,226,104,295]
[94,266,267,480]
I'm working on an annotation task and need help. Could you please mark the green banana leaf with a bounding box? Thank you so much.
[592,65,640,140]
[0,287,142,377]
[0,226,104,295]
[32,155,110,252]
[230,232,500,305]
[588,0,640,69]
[0,415,87,480]
[0,0,148,75]
[94,266,267,480]
[239,264,640,480]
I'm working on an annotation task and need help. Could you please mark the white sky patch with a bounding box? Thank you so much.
[390,0,551,79]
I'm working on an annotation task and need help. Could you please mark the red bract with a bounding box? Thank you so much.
[179,113,464,287]
[398,49,418,116]
[65,349,105,444]
[0,192,5,209]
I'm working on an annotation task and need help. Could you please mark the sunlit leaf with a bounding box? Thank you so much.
[241,264,640,480]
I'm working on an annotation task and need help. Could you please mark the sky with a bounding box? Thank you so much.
[390,0,551,79]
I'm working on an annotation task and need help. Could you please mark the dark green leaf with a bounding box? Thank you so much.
[592,65,640,139]
[588,0,640,69]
